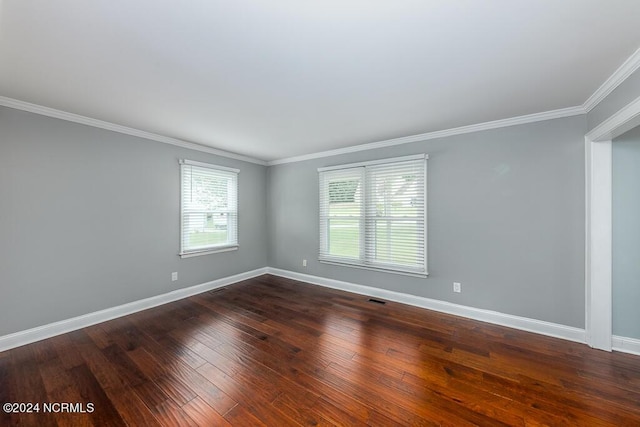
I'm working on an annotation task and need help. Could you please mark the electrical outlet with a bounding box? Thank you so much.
[172,272,178,282]
[302,259,307,267]
[453,282,461,293]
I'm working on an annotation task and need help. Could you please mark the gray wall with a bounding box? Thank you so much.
[268,116,587,328]
[3,65,640,339]
[613,125,640,339]
[588,67,640,132]
[0,106,268,336]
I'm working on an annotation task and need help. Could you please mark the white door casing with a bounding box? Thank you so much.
[585,96,640,351]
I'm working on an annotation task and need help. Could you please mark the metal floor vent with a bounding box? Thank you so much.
[368,298,386,305]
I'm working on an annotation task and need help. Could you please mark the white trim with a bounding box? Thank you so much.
[586,96,640,143]
[317,154,427,172]
[585,94,640,352]
[318,156,428,276]
[2,48,638,169]
[585,139,612,351]
[180,161,239,256]
[319,260,428,278]
[423,157,429,276]
[583,47,640,113]
[0,267,268,353]
[179,246,239,258]
[180,159,240,173]
[0,96,267,166]
[266,48,640,166]
[267,268,586,344]
[612,335,640,356]
[269,106,585,165]
[584,138,592,347]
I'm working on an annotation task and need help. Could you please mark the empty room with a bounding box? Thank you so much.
[2,1,640,425]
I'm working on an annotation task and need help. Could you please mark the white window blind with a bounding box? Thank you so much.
[180,160,239,257]
[319,155,427,276]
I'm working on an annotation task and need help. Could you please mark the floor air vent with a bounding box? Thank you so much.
[368,298,386,305]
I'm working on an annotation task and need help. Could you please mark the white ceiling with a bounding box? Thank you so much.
[1,1,640,162]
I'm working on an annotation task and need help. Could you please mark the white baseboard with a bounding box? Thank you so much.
[266,268,586,344]
[0,267,268,353]
[0,266,591,353]
[613,335,640,356]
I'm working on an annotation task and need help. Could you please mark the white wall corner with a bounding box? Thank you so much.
[585,139,613,351]
[266,268,586,345]
[587,96,640,143]
[584,93,640,353]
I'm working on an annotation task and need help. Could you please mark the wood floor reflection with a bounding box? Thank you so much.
[2,274,640,426]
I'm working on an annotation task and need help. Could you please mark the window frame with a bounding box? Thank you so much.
[179,159,239,258]
[318,154,428,277]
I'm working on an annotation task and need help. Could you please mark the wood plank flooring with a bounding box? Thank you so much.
[2,274,640,426]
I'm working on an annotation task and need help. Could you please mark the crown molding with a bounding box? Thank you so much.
[268,47,640,166]
[586,95,640,142]
[5,46,639,167]
[583,47,640,113]
[267,105,586,166]
[0,96,267,166]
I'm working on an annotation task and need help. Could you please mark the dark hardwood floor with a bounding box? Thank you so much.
[1,274,640,426]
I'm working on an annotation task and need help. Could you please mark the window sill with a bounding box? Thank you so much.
[319,259,428,278]
[179,245,238,259]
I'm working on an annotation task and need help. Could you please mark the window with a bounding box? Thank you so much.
[319,154,427,276]
[180,159,238,258]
